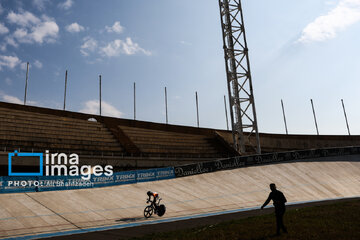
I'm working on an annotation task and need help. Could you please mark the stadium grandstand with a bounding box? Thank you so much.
[1,101,360,175]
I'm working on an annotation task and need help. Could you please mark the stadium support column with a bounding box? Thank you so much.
[218,0,261,154]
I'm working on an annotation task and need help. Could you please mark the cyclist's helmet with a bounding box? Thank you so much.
[147,191,152,196]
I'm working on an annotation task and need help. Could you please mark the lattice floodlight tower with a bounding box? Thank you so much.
[218,0,261,154]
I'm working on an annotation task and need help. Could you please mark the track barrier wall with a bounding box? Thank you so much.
[0,167,175,194]
[0,146,359,194]
[173,146,360,177]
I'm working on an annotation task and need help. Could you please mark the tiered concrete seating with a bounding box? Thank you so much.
[119,125,225,158]
[0,107,123,156]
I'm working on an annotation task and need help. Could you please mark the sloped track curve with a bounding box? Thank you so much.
[0,154,359,239]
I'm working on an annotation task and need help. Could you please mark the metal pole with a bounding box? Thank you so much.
[133,82,136,120]
[281,99,288,135]
[99,75,102,116]
[196,91,199,127]
[310,99,319,135]
[224,95,229,131]
[341,99,351,135]
[63,70,68,110]
[165,87,168,124]
[24,62,29,105]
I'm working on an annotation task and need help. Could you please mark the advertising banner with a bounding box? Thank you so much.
[174,146,360,178]
[0,167,174,194]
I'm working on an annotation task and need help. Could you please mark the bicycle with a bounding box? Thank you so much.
[144,197,166,218]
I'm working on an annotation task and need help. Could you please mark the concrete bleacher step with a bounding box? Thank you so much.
[1,144,123,156]
[1,140,122,151]
[0,103,231,159]
[0,123,111,139]
[121,127,208,138]
[137,146,220,153]
[122,130,208,139]
[136,143,219,150]
[128,138,215,145]
[0,129,118,142]
[0,127,114,142]
[1,146,123,155]
[119,125,223,156]
[0,115,108,128]
[0,107,126,155]
[0,136,121,146]
[0,127,120,143]
[0,108,100,125]
[0,117,108,132]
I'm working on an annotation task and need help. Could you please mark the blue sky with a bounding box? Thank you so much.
[0,0,360,135]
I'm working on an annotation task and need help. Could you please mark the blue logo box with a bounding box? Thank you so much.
[8,150,43,176]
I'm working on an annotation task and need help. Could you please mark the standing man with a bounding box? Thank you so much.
[261,183,288,235]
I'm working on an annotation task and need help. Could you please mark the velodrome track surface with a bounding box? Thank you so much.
[1,155,360,239]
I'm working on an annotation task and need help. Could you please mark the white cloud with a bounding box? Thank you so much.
[105,21,124,34]
[298,0,360,43]
[80,100,123,118]
[325,0,337,6]
[66,22,84,33]
[6,11,59,45]
[1,94,23,104]
[80,36,97,56]
[33,0,49,11]
[100,38,151,57]
[34,60,43,68]
[13,28,28,39]
[58,0,73,10]
[12,21,59,44]
[7,11,40,27]
[0,37,17,52]
[0,92,37,105]
[0,23,9,34]
[5,36,18,47]
[31,21,59,43]
[0,55,21,70]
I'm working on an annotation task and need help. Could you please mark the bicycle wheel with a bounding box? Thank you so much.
[144,206,153,218]
[157,204,166,217]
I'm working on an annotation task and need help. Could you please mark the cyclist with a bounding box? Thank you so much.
[147,191,159,206]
